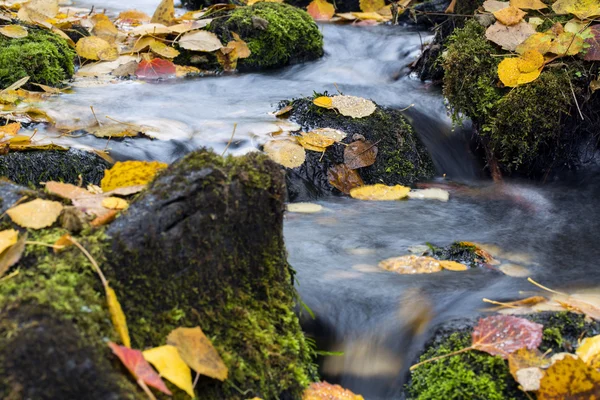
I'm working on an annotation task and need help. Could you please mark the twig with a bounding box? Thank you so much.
[193,371,200,388]
[527,277,567,296]
[569,79,584,121]
[221,123,237,156]
[90,106,101,126]
[482,298,519,309]
[0,269,19,283]
[410,347,472,370]
[25,241,65,250]
[68,236,108,288]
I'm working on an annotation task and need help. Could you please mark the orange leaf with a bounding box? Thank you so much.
[302,381,364,399]
[538,356,600,399]
[307,0,335,20]
[471,315,543,358]
[135,58,176,80]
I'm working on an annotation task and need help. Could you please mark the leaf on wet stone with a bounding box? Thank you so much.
[350,184,410,201]
[313,96,333,109]
[7,199,64,229]
[302,381,364,400]
[483,0,510,12]
[583,25,600,61]
[307,0,335,20]
[344,140,378,169]
[438,260,468,271]
[311,128,347,141]
[143,345,195,398]
[538,355,600,399]
[0,229,18,255]
[327,163,365,194]
[166,326,228,381]
[76,36,117,61]
[118,9,151,23]
[379,255,443,274]
[331,95,376,118]
[0,25,28,38]
[45,181,90,200]
[102,197,128,210]
[287,202,323,213]
[263,140,306,168]
[298,131,336,151]
[498,50,544,87]
[485,20,537,51]
[576,335,600,369]
[108,342,172,395]
[0,232,26,278]
[359,0,385,12]
[135,58,176,79]
[87,123,143,138]
[509,0,546,9]
[178,30,223,52]
[101,160,168,192]
[493,6,526,26]
[471,315,543,358]
[508,348,549,391]
[551,0,600,19]
[0,122,21,136]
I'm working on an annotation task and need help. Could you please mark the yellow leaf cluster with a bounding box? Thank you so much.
[100,160,168,192]
[498,49,544,87]
[6,198,64,229]
[359,0,385,12]
[350,183,410,201]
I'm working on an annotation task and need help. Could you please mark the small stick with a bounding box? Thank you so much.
[193,371,200,388]
[25,241,65,250]
[482,298,519,309]
[569,80,584,121]
[221,123,237,156]
[410,347,472,371]
[137,379,157,400]
[527,277,567,296]
[0,269,19,283]
[90,106,101,126]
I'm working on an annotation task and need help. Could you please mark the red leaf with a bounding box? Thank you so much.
[471,315,543,358]
[135,58,176,80]
[584,25,600,61]
[108,342,172,395]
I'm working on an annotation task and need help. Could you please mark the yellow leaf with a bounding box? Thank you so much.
[227,32,251,59]
[92,19,119,43]
[149,40,180,58]
[350,184,410,201]
[263,140,306,168]
[538,355,600,399]
[298,131,336,149]
[439,260,468,271]
[577,335,600,369]
[498,50,543,87]
[106,285,131,348]
[6,199,64,229]
[132,36,156,53]
[0,229,18,255]
[0,232,26,278]
[509,0,546,9]
[0,25,28,39]
[351,11,386,21]
[306,0,335,20]
[359,0,385,12]
[303,382,364,400]
[313,96,333,109]
[100,160,168,192]
[247,0,283,4]
[22,0,58,20]
[53,233,73,254]
[331,95,376,118]
[552,0,600,19]
[102,197,129,210]
[548,31,584,55]
[0,122,21,136]
[310,127,347,141]
[76,36,117,61]
[118,9,151,23]
[493,5,526,26]
[518,49,545,72]
[151,0,175,25]
[379,255,442,274]
[178,30,223,52]
[167,326,228,381]
[143,345,195,397]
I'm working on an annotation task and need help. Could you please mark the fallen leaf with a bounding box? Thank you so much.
[77,55,140,76]
[538,355,600,399]
[118,9,151,23]
[101,160,168,192]
[130,23,173,36]
[350,184,410,201]
[508,348,549,391]
[313,96,333,109]
[407,188,450,201]
[327,163,365,194]
[583,25,600,61]
[351,11,386,21]
[7,199,64,229]
[0,24,28,38]
[298,131,336,151]
[493,6,526,26]
[498,50,544,87]
[551,0,600,19]
[486,20,537,51]
[577,335,600,370]
[87,124,143,138]
[135,58,176,80]
[178,30,223,52]
[76,36,118,61]
[91,209,119,226]
[227,32,251,58]
[359,0,385,12]
[263,140,306,168]
[379,255,443,274]
[471,315,543,358]
[509,0,546,9]
[92,19,119,43]
[0,232,26,278]
[166,326,228,381]
[143,345,195,398]
[169,19,212,34]
[45,181,90,200]
[275,105,293,116]
[106,285,131,348]
[0,229,18,254]
[307,0,335,20]
[310,128,347,141]
[21,0,58,21]
[102,197,128,210]
[0,122,21,136]
[104,185,147,196]
[151,0,174,25]
[302,381,364,400]
[331,95,376,118]
[108,342,172,395]
[439,260,468,271]
[53,233,73,253]
[287,202,323,213]
[344,140,378,169]
[483,0,510,12]
[548,31,585,55]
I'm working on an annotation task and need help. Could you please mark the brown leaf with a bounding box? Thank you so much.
[584,25,600,61]
[344,140,378,169]
[485,20,536,51]
[327,164,365,194]
[45,181,90,200]
[508,348,549,391]
[91,210,119,227]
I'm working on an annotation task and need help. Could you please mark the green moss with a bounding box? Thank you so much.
[0,27,75,89]
[430,241,481,268]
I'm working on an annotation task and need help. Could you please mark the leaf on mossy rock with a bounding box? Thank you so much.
[135,58,176,80]
[483,0,510,12]
[331,95,376,118]
[298,131,336,151]
[108,342,172,395]
[344,140,378,169]
[166,326,228,381]
[311,128,347,141]
[576,335,600,369]
[76,36,118,61]
[498,50,544,87]
[471,315,543,358]
[106,285,131,348]
[538,355,600,399]
[508,348,549,391]
[227,32,251,59]
[493,6,526,26]
[379,255,443,274]
[350,184,410,201]
[151,0,175,25]
[0,232,26,278]
[485,20,536,51]
[327,163,365,194]
[101,160,168,192]
[302,381,364,399]
[178,30,223,52]
[0,25,28,38]
[307,0,335,20]
[510,0,546,9]
[264,140,306,168]
[583,25,600,61]
[313,96,333,109]
[143,345,195,398]
[548,31,585,55]
[7,199,64,229]
[359,0,385,12]
[551,0,600,19]
[0,229,18,255]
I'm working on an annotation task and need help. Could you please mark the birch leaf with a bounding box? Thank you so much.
[7,199,64,229]
[178,30,223,52]
[143,345,195,398]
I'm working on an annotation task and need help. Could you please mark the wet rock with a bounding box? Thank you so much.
[0,148,109,187]
[281,97,435,201]
[0,149,315,399]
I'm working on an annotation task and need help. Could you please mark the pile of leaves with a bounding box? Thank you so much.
[305,0,412,24]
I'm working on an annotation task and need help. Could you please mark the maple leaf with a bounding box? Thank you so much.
[108,342,172,396]
[135,58,176,80]
[307,0,335,21]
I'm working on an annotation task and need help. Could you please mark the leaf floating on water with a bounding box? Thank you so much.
[537,355,600,399]
[327,163,364,194]
[101,160,168,192]
[0,229,18,255]
[331,95,376,118]
[493,5,526,26]
[313,96,333,109]
[302,381,364,400]
[287,202,323,213]
[0,25,28,39]
[471,315,543,358]
[135,58,176,80]
[106,285,131,348]
[359,0,385,12]
[166,326,228,381]
[178,30,223,52]
[108,342,172,395]
[151,0,175,25]
[143,345,195,398]
[485,20,536,51]
[551,0,600,19]
[264,140,306,168]
[344,140,378,169]
[307,0,335,20]
[576,335,600,370]
[438,260,468,271]
[7,199,64,229]
[379,255,443,274]
[350,184,409,201]
[0,232,26,278]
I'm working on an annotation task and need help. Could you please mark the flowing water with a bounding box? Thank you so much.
[35,3,600,397]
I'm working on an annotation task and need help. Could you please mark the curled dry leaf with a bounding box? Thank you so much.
[313,96,333,109]
[379,255,443,274]
[0,122,21,137]
[327,163,365,194]
[0,232,26,278]
[91,209,119,227]
[350,184,410,201]
[302,381,364,400]
[143,345,195,398]
[344,140,378,169]
[538,355,600,399]
[53,233,73,254]
[485,20,536,51]
[331,95,376,118]
[101,160,168,192]
[493,5,526,26]
[471,315,543,358]
[178,30,223,52]
[263,140,306,168]
[307,0,335,20]
[7,199,64,229]
[0,25,28,38]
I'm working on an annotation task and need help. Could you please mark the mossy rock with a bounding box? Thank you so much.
[282,97,435,201]
[176,3,323,71]
[441,19,600,176]
[0,26,75,90]
[406,312,600,399]
[0,149,109,187]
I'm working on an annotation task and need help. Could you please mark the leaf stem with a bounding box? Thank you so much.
[409,346,472,371]
[68,236,108,288]
[527,277,567,296]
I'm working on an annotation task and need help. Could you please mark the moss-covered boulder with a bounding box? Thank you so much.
[0,149,316,399]
[0,27,75,89]
[406,312,600,399]
[177,3,323,71]
[281,97,435,201]
[0,149,109,187]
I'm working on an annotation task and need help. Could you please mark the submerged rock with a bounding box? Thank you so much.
[0,149,316,399]
[280,97,435,201]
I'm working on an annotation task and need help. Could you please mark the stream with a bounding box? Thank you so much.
[34,2,600,398]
